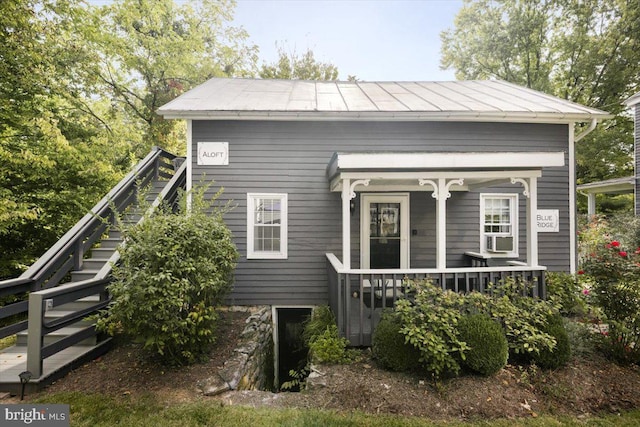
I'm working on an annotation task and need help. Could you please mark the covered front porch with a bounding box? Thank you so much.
[326,152,563,346]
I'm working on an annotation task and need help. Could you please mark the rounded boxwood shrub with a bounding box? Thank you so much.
[372,310,421,372]
[457,314,508,376]
[533,314,571,369]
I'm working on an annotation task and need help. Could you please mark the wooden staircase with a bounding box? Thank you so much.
[0,148,186,395]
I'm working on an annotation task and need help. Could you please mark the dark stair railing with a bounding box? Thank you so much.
[0,146,186,379]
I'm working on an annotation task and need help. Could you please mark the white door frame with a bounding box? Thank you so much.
[360,193,410,269]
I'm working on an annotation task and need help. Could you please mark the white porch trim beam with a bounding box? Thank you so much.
[330,170,542,192]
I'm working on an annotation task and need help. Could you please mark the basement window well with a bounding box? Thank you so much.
[272,307,312,391]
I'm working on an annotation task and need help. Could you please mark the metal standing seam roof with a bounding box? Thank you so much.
[158,78,612,123]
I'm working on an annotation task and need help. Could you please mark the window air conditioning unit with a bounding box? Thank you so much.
[486,236,513,253]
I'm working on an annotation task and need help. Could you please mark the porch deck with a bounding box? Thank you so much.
[326,253,546,347]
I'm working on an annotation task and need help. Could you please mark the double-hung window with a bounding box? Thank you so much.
[247,193,287,259]
[480,194,518,256]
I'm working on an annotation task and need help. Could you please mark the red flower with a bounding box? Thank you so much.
[619,251,628,257]
[606,244,612,249]
[612,241,621,247]
[577,270,585,275]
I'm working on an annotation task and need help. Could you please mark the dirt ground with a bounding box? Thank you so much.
[10,309,640,421]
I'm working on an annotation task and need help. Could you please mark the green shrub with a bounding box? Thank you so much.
[302,306,337,345]
[546,272,587,317]
[533,315,571,369]
[563,319,596,359]
[395,281,468,377]
[308,325,352,364]
[457,314,508,376]
[98,187,238,366]
[461,278,558,359]
[372,310,421,372]
[303,306,352,364]
[582,234,640,365]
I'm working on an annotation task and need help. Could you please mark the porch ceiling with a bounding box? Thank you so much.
[327,151,563,192]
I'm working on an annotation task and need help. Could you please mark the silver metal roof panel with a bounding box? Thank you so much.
[158,78,612,122]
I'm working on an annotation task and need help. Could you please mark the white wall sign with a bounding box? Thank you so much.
[197,142,229,165]
[536,209,559,232]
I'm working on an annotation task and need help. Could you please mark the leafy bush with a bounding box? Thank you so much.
[303,306,352,364]
[372,310,421,372]
[582,237,640,364]
[563,319,596,359]
[302,306,337,345]
[533,315,571,369]
[457,314,508,376]
[461,278,558,358]
[395,281,469,377]
[595,280,640,365]
[98,187,238,366]
[546,272,588,317]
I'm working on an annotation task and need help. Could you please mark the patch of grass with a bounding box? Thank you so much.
[33,392,640,427]
[0,334,16,350]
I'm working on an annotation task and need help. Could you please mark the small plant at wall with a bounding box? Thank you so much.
[98,185,238,366]
[303,306,354,364]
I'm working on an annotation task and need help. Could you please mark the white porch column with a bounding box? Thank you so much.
[341,178,351,269]
[436,178,447,269]
[527,177,539,266]
[587,193,596,216]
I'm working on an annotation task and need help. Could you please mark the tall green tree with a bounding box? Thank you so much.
[0,0,120,277]
[441,0,640,188]
[84,0,258,154]
[260,45,339,80]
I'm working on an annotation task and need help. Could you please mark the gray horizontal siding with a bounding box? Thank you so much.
[192,120,570,306]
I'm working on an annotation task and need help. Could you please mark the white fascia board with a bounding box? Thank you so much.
[159,110,612,123]
[336,152,565,170]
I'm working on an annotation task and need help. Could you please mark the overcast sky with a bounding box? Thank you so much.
[233,0,464,81]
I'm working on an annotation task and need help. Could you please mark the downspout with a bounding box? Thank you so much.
[186,119,193,210]
[569,118,598,273]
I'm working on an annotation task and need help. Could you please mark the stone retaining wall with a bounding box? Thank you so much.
[199,306,274,396]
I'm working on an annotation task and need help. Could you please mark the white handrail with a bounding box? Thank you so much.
[325,253,546,275]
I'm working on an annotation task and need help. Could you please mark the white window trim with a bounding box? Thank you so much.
[247,193,288,259]
[480,193,519,258]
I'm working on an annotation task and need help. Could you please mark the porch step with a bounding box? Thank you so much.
[56,295,101,312]
[99,237,122,249]
[71,270,100,282]
[0,339,112,395]
[89,247,117,260]
[43,310,93,326]
[80,258,111,270]
[107,229,122,239]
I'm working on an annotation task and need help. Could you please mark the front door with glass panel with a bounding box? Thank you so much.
[361,194,409,269]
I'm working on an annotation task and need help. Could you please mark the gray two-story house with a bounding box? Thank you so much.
[158,78,610,345]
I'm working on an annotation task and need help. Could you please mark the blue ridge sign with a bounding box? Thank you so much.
[536,209,559,233]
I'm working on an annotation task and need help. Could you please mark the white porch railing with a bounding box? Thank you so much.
[325,253,547,346]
